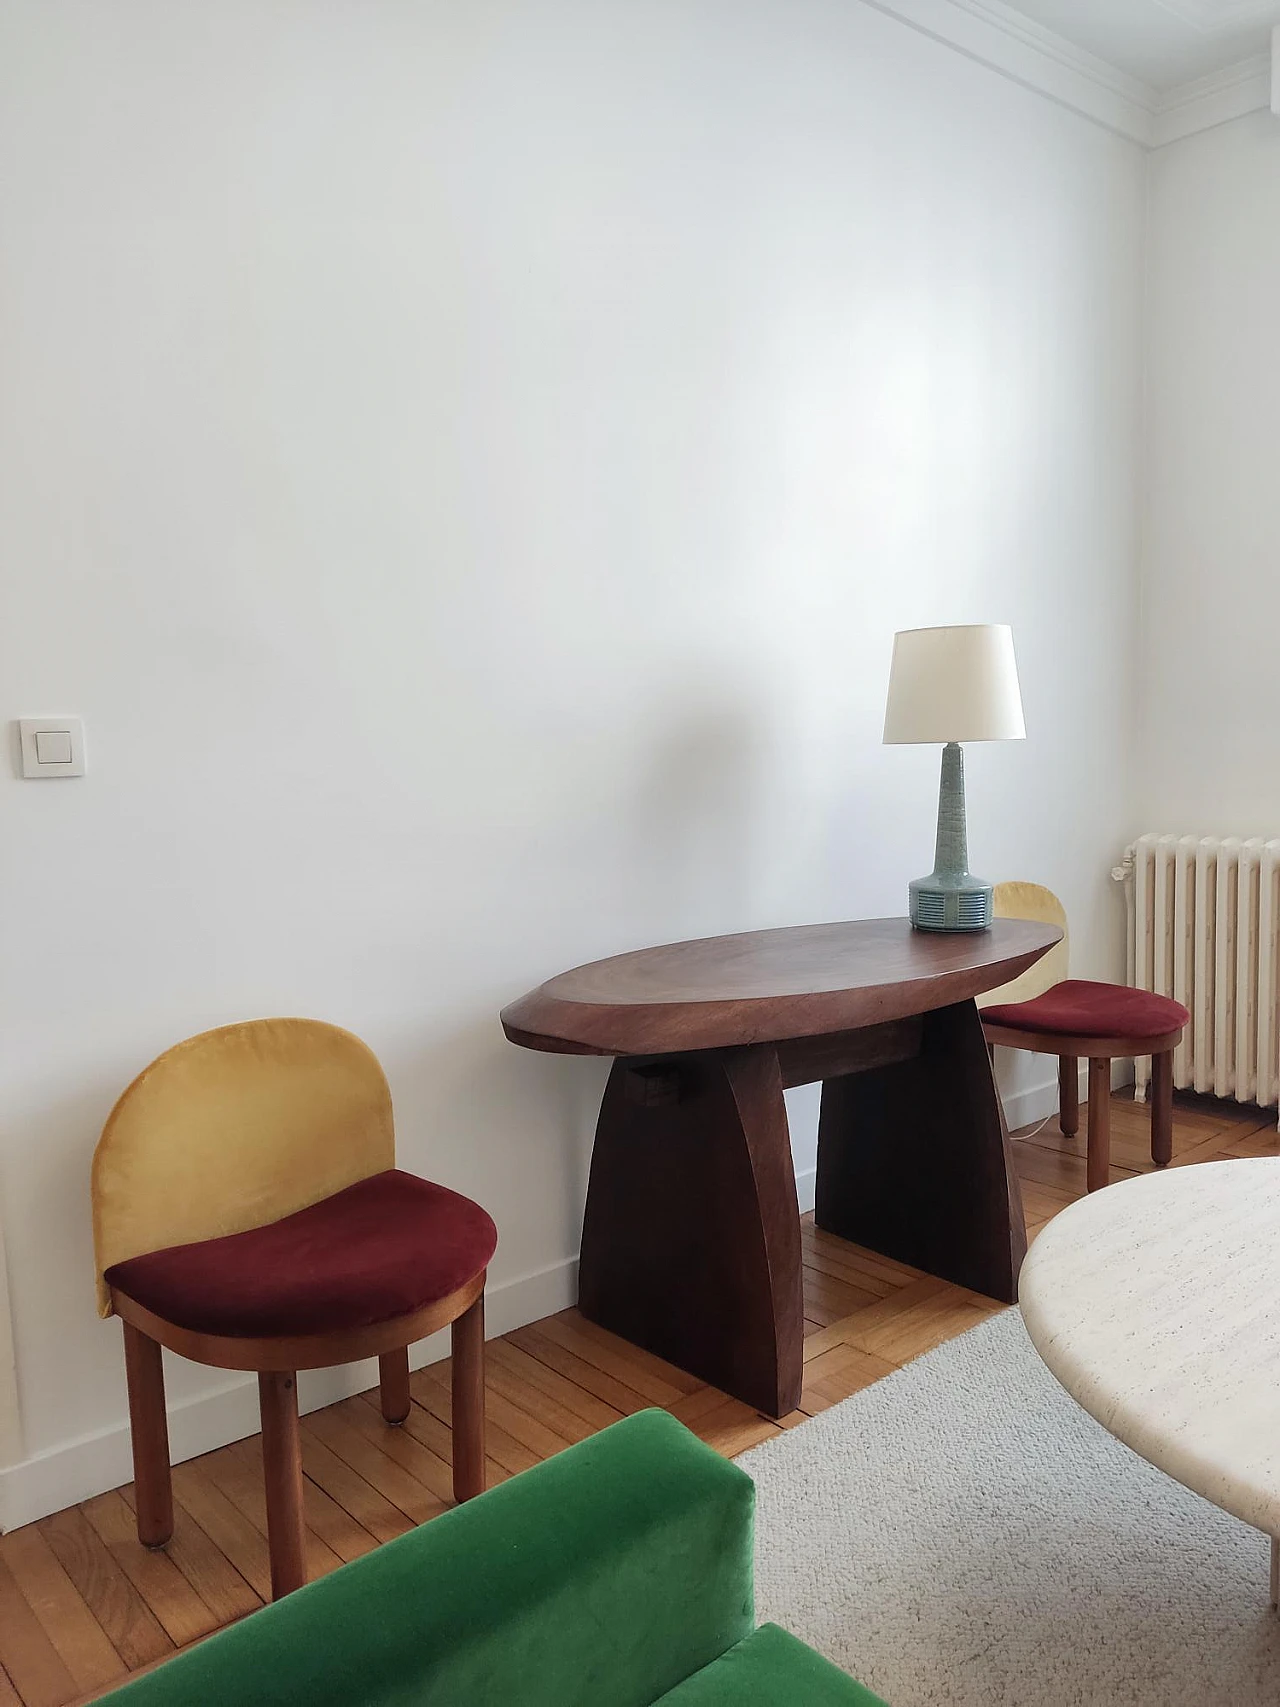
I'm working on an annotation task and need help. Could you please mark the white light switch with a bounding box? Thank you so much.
[35,730,73,766]
[19,717,86,778]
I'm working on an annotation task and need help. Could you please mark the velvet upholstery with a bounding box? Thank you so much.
[93,1410,775,1707]
[984,978,1189,1041]
[655,1625,884,1705]
[105,1170,497,1338]
[93,1019,395,1316]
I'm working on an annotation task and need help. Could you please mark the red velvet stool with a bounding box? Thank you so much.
[979,885,1189,1194]
[92,1020,497,1599]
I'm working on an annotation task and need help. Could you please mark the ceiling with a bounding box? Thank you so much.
[1000,0,1280,89]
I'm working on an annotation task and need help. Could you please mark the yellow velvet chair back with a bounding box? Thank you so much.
[976,881,1070,1011]
[92,1018,395,1318]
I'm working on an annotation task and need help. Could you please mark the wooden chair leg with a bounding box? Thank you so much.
[258,1371,307,1599]
[451,1293,486,1505]
[122,1322,173,1549]
[379,1348,411,1425]
[1058,1055,1079,1138]
[1151,1049,1174,1167]
[1087,1059,1112,1193]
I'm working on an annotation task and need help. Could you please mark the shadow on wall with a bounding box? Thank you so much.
[628,699,773,940]
[382,1012,606,1280]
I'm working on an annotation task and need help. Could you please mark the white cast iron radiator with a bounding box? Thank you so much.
[1113,835,1280,1117]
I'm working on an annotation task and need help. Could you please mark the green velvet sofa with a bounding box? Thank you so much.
[97,1407,885,1705]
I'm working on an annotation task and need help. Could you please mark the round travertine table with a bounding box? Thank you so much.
[1019,1157,1280,1606]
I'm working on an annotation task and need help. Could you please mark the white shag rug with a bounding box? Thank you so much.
[739,1308,1280,1706]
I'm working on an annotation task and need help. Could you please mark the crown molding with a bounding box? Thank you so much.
[1151,51,1273,146]
[860,0,1155,143]
[861,0,1279,150]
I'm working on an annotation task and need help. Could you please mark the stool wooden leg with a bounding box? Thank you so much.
[258,1371,307,1599]
[122,1322,173,1549]
[1058,1056,1079,1138]
[379,1348,411,1425]
[1151,1049,1174,1167]
[1087,1059,1111,1193]
[451,1293,486,1505]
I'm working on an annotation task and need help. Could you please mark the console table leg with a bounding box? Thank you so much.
[578,1044,803,1417]
[814,999,1026,1303]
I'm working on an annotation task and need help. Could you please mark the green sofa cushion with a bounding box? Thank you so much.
[655,1623,887,1705]
[96,1409,755,1707]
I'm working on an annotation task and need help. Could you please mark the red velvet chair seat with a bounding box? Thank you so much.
[105,1169,498,1339]
[983,979,1189,1041]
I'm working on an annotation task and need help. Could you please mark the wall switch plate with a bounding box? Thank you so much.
[19,717,86,778]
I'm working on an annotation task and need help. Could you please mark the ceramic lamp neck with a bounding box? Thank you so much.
[933,742,970,880]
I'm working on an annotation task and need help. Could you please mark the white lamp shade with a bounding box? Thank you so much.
[882,624,1025,745]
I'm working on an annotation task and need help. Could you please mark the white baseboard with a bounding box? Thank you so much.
[0,1253,578,1534]
[1001,1059,1134,1134]
[1001,1068,1076,1133]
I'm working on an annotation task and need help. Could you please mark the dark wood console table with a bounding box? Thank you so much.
[501,917,1061,1417]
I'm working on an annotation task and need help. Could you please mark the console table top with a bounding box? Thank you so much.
[501,916,1062,1057]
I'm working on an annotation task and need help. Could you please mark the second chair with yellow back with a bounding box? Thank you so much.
[979,883,1189,1192]
[91,1018,497,1600]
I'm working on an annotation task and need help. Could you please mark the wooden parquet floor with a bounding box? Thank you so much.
[1,1090,1275,1705]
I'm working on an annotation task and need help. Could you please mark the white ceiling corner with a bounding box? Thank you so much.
[995,0,1280,88]
[866,0,1278,148]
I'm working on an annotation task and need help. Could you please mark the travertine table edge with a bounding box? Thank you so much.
[503,915,1061,1417]
[1019,1157,1280,1607]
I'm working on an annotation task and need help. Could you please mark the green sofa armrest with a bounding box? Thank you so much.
[656,1624,888,1705]
[96,1409,755,1707]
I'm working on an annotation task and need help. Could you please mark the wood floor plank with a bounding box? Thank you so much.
[802,1229,927,1290]
[80,1491,217,1651]
[391,1396,510,1492]
[0,1662,21,1707]
[840,1281,1005,1364]
[533,1314,689,1406]
[505,1325,651,1417]
[666,1394,779,1456]
[409,1369,539,1475]
[801,1343,898,1412]
[800,1243,896,1297]
[554,1310,703,1395]
[414,1358,581,1464]
[801,1268,883,1327]
[225,1439,378,1566]
[345,1395,457,1506]
[35,1509,171,1676]
[302,1410,445,1526]
[473,1381,579,1459]
[481,1351,601,1444]
[1218,1125,1280,1159]
[0,1525,124,1699]
[202,1443,343,1582]
[486,1338,626,1433]
[0,1554,81,1707]
[169,1464,273,1604]
[117,1487,260,1627]
[1011,1139,1131,1194]
[291,1430,415,1545]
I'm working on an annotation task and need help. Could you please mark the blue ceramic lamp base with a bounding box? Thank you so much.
[909,742,993,933]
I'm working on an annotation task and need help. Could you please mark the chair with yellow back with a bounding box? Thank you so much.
[979,883,1188,1193]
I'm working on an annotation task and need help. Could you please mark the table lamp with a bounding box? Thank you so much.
[883,624,1025,932]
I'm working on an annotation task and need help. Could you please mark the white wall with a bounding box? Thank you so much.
[1140,109,1280,836]
[0,0,1144,1527]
